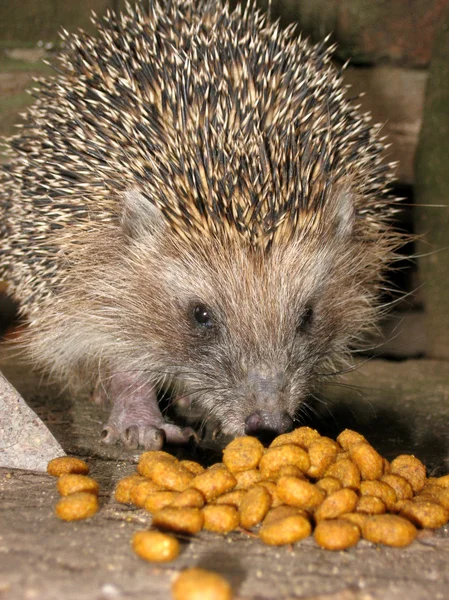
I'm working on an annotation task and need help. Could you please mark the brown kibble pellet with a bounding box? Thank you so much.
[380,474,413,501]
[269,427,321,450]
[191,467,237,501]
[341,512,369,529]
[180,460,205,476]
[255,481,283,508]
[412,494,439,505]
[203,505,240,533]
[263,505,305,526]
[276,465,305,479]
[315,477,342,496]
[239,486,272,529]
[335,451,350,461]
[170,488,205,509]
[55,492,98,521]
[435,475,449,488]
[115,475,147,504]
[129,479,162,507]
[314,519,360,550]
[325,459,361,490]
[390,499,408,514]
[132,530,180,562]
[137,451,177,478]
[400,501,449,529]
[360,480,397,510]
[149,460,194,492]
[420,484,449,510]
[222,436,265,473]
[47,457,89,477]
[152,507,204,534]
[234,469,262,489]
[314,488,358,521]
[259,514,311,545]
[307,438,340,479]
[355,495,386,515]
[348,442,384,481]
[259,444,310,479]
[214,490,247,509]
[276,476,324,510]
[336,429,367,450]
[390,455,427,493]
[144,491,179,513]
[172,568,232,600]
[127,432,449,555]
[362,514,417,547]
[57,474,99,497]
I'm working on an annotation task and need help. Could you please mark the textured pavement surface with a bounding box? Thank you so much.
[1,357,449,600]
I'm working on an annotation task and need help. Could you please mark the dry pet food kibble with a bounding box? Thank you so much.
[259,444,310,479]
[152,507,204,534]
[239,486,272,529]
[55,492,99,521]
[172,568,233,600]
[191,467,237,501]
[202,505,240,533]
[129,479,163,507]
[276,476,324,510]
[149,460,194,492]
[144,491,180,513]
[348,442,384,481]
[115,475,147,504]
[222,436,264,472]
[390,455,427,493]
[170,488,205,509]
[132,530,180,562]
[47,456,89,477]
[362,514,417,547]
[314,519,361,550]
[48,425,449,559]
[314,488,358,521]
[57,474,99,497]
[259,514,312,545]
[400,501,449,529]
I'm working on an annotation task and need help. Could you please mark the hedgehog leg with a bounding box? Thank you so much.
[98,373,196,450]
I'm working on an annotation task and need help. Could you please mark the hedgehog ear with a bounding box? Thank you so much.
[121,188,166,240]
[330,187,355,238]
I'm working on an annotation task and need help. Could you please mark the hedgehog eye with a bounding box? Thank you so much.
[192,303,214,329]
[297,304,314,334]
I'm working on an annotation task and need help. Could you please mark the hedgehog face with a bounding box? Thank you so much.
[123,214,378,437]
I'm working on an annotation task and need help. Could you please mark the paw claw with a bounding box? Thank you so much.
[123,425,140,449]
[123,425,165,450]
[101,425,120,446]
[160,424,200,445]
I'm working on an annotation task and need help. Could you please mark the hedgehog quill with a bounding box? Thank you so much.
[0,0,403,449]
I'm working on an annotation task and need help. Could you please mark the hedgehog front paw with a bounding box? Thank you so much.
[101,422,198,450]
[98,372,199,450]
[101,423,165,450]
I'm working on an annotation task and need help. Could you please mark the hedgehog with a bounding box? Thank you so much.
[0,0,402,449]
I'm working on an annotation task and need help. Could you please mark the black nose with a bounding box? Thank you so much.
[244,410,294,436]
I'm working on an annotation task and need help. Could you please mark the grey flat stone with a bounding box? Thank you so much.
[0,371,65,471]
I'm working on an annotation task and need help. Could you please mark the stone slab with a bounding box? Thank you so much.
[0,371,65,471]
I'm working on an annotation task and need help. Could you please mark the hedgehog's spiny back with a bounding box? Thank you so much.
[1,0,395,301]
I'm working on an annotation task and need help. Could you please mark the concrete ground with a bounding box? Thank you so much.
[1,357,449,600]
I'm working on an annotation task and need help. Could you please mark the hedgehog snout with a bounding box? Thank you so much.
[244,410,294,436]
[242,366,294,436]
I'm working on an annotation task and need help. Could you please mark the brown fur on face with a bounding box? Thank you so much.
[16,182,397,435]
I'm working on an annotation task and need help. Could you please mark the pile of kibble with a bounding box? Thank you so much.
[47,427,449,600]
